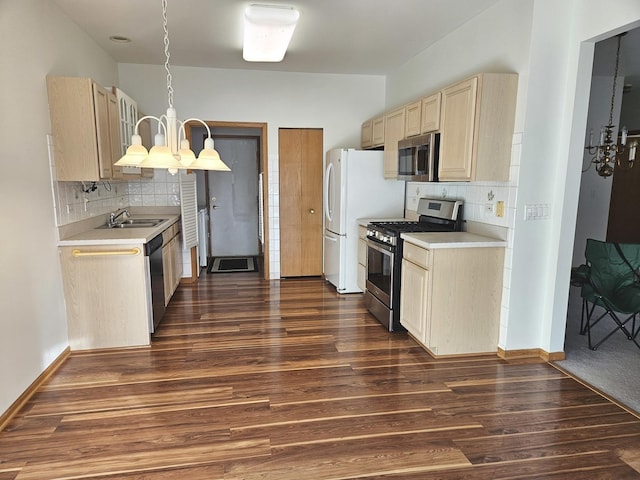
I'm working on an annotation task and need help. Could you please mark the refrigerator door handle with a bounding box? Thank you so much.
[324,162,334,224]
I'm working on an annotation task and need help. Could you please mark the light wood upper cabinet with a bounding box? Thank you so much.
[47,76,121,182]
[439,73,517,182]
[383,107,405,178]
[404,100,422,138]
[112,87,147,179]
[371,116,385,147]
[420,92,441,133]
[361,120,373,149]
[362,116,385,149]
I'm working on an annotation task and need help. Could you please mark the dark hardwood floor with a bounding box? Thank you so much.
[3,272,640,479]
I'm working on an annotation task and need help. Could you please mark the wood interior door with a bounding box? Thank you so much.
[607,133,640,243]
[279,128,323,277]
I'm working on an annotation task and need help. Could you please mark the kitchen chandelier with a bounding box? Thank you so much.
[584,33,636,177]
[114,0,230,174]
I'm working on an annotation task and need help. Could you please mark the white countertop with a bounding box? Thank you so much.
[58,214,180,246]
[401,231,507,249]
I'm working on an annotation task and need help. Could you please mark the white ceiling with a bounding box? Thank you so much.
[52,0,502,75]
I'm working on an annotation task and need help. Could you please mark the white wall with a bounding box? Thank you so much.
[118,64,386,276]
[118,65,386,154]
[0,0,119,415]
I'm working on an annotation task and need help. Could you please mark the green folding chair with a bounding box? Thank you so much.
[582,239,640,351]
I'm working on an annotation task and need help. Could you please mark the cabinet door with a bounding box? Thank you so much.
[59,244,150,350]
[371,116,385,147]
[420,92,441,133]
[172,233,183,292]
[361,120,372,149]
[400,259,429,344]
[92,82,114,179]
[383,108,405,179]
[107,91,123,179]
[47,77,99,181]
[162,237,174,306]
[405,100,422,137]
[114,88,142,178]
[357,236,367,292]
[439,77,478,181]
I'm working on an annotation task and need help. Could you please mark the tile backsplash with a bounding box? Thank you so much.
[52,171,181,226]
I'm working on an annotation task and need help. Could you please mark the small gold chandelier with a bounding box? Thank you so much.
[584,33,637,177]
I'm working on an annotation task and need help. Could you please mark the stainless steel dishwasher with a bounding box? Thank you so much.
[145,234,165,333]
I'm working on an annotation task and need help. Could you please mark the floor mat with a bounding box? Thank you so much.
[208,256,257,273]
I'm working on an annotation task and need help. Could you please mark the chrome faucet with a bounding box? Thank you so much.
[108,208,130,227]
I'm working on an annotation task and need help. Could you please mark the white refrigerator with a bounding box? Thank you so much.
[323,149,406,293]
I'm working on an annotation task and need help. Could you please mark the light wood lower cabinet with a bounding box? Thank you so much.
[162,222,183,306]
[357,226,368,291]
[400,241,504,356]
[59,244,150,350]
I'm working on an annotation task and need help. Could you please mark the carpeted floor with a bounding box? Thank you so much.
[555,288,640,413]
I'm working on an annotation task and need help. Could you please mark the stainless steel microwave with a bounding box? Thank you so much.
[397,132,440,182]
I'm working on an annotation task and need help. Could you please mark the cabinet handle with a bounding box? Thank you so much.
[309,208,315,214]
[72,248,141,257]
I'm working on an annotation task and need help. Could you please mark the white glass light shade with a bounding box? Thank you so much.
[243,4,299,62]
[188,138,231,171]
[178,139,196,167]
[114,134,148,167]
[139,133,184,170]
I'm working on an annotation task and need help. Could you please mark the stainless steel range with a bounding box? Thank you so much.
[364,197,463,331]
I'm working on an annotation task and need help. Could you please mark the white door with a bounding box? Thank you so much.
[208,137,260,257]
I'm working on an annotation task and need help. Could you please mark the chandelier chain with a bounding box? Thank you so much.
[608,34,622,126]
[162,0,174,108]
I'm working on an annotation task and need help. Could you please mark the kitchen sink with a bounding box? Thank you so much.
[97,218,167,229]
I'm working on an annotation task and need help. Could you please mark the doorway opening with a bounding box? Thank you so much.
[186,122,269,279]
[558,25,640,413]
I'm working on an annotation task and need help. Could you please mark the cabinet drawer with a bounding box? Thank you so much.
[403,242,430,269]
[162,222,180,243]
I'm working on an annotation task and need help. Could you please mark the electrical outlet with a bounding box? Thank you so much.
[485,203,495,215]
[496,201,505,218]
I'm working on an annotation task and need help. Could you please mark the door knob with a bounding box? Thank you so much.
[309,208,315,214]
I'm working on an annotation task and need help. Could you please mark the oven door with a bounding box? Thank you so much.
[365,239,394,308]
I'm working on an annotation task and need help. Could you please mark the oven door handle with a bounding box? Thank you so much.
[366,238,394,255]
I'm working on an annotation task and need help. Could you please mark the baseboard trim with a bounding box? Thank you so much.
[0,347,70,432]
[497,347,565,362]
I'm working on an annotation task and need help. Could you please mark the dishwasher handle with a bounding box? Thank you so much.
[145,234,164,256]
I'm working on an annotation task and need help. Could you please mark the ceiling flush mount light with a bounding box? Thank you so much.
[115,0,230,174]
[584,33,636,177]
[243,4,300,62]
